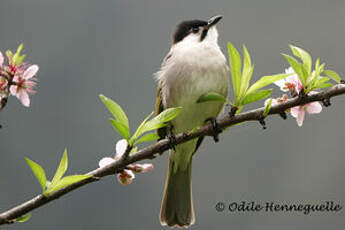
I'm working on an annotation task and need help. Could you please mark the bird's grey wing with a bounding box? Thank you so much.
[155,51,173,141]
[159,50,205,154]
[155,81,167,141]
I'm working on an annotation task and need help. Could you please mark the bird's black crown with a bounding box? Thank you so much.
[173,20,208,44]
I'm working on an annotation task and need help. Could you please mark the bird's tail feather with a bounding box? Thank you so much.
[160,154,194,228]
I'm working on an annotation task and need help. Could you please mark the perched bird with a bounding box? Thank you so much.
[155,15,229,228]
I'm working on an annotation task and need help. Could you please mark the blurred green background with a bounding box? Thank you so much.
[1,0,344,229]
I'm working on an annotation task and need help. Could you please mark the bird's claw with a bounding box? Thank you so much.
[206,117,222,142]
[167,126,177,151]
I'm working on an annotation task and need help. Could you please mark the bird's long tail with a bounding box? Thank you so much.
[160,153,194,228]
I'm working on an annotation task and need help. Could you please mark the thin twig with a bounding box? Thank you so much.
[0,84,345,225]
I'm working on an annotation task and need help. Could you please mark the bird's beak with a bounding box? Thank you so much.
[207,15,223,28]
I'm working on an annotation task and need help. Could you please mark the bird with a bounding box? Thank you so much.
[155,15,229,228]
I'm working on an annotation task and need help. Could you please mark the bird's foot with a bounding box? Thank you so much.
[206,117,222,142]
[167,126,177,151]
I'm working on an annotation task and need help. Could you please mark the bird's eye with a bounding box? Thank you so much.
[192,27,199,33]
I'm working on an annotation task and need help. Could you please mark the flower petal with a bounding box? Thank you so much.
[117,169,135,185]
[274,78,287,89]
[12,76,20,83]
[125,169,135,179]
[291,106,305,127]
[0,51,3,67]
[19,90,30,107]
[306,102,322,114]
[9,85,18,96]
[140,163,154,173]
[296,109,305,127]
[115,139,128,158]
[290,106,301,118]
[99,157,115,168]
[23,65,39,80]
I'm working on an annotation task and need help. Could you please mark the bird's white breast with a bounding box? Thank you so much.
[156,40,229,133]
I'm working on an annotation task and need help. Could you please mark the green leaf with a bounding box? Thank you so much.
[263,99,272,117]
[246,73,289,95]
[282,53,307,85]
[16,54,26,65]
[239,45,254,99]
[44,175,91,196]
[16,43,24,54]
[25,158,47,192]
[130,107,182,145]
[227,42,242,101]
[13,43,25,66]
[315,58,320,71]
[324,70,341,83]
[130,147,138,154]
[142,107,182,133]
[50,149,68,189]
[241,89,272,106]
[99,94,129,129]
[130,112,154,145]
[110,119,130,140]
[134,133,160,145]
[14,213,32,223]
[6,50,13,61]
[290,45,312,74]
[197,92,227,103]
[318,83,333,88]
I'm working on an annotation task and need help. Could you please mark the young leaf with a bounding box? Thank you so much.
[318,83,333,88]
[44,175,91,196]
[324,70,341,83]
[197,92,227,103]
[241,89,272,106]
[315,58,320,71]
[99,94,129,129]
[246,73,289,95]
[110,119,130,140]
[282,53,307,85]
[130,146,138,154]
[130,112,154,145]
[25,158,47,192]
[263,99,272,117]
[227,42,242,100]
[310,77,331,90]
[134,133,160,145]
[13,43,24,66]
[142,107,182,133]
[14,213,32,223]
[290,45,312,74]
[239,45,254,99]
[50,149,68,189]
[16,43,24,54]
[6,50,13,62]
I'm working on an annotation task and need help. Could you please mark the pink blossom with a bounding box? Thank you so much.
[115,139,128,158]
[99,139,154,185]
[290,95,322,127]
[98,157,115,168]
[264,94,288,107]
[273,68,323,127]
[274,67,303,93]
[99,139,128,168]
[128,163,154,173]
[117,169,135,186]
[9,65,38,107]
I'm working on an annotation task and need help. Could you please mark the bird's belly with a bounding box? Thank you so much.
[166,70,228,133]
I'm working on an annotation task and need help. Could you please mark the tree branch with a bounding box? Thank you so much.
[1,83,345,225]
